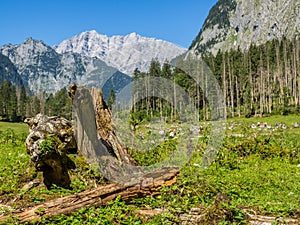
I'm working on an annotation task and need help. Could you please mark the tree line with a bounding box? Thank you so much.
[131,37,300,122]
[1,37,299,123]
[203,37,300,118]
[131,59,203,123]
[0,81,71,122]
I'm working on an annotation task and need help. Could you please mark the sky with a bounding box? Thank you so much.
[0,0,218,49]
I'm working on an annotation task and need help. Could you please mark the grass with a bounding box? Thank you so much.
[202,157,299,215]
[0,115,300,224]
[0,122,105,213]
[228,114,300,135]
[0,122,28,135]
[0,143,29,195]
[0,122,29,196]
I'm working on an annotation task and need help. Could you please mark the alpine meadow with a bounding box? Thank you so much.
[0,0,299,224]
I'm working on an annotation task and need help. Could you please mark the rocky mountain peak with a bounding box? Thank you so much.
[0,31,185,95]
[54,30,186,75]
[190,0,300,55]
[22,37,51,53]
[1,38,56,66]
[0,38,131,95]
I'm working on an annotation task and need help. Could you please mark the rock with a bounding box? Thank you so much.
[0,204,13,213]
[179,193,235,224]
[190,208,202,215]
[135,208,166,217]
[191,0,300,55]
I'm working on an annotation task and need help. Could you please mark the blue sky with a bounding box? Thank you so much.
[0,0,218,48]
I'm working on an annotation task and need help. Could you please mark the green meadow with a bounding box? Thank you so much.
[0,115,299,224]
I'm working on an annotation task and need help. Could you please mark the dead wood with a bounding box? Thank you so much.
[0,167,179,223]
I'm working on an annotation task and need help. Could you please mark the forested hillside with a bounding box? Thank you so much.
[203,37,300,118]
[131,38,300,121]
[2,38,299,123]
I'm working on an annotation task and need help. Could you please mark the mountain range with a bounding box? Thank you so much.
[0,0,299,95]
[54,30,186,75]
[0,32,186,94]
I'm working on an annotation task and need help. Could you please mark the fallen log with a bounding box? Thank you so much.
[0,167,179,223]
[246,213,299,225]
[179,194,300,225]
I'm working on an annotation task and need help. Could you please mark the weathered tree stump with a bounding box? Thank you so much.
[24,114,77,189]
[15,84,182,223]
[69,84,140,182]
[69,84,134,163]
[24,84,137,188]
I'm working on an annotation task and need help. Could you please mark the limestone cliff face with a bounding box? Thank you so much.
[54,30,186,75]
[0,38,128,95]
[0,53,23,86]
[190,0,300,55]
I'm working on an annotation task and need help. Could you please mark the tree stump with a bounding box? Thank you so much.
[24,114,77,189]
[69,84,140,182]
[6,85,183,223]
[25,84,137,188]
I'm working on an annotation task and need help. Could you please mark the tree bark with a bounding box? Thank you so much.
[69,84,135,165]
[70,84,144,182]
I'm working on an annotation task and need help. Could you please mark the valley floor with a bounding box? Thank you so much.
[0,115,299,224]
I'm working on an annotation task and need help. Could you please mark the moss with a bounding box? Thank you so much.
[199,193,247,224]
[68,154,90,171]
[40,139,56,157]
[27,164,38,179]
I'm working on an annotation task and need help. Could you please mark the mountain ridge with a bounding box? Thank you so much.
[0,53,23,87]
[0,31,185,95]
[0,38,129,94]
[54,30,187,75]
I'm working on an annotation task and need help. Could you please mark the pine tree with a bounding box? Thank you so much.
[107,89,116,110]
[45,93,54,116]
[9,84,18,121]
[1,80,11,119]
[53,88,68,117]
[32,96,41,115]
[19,84,27,121]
